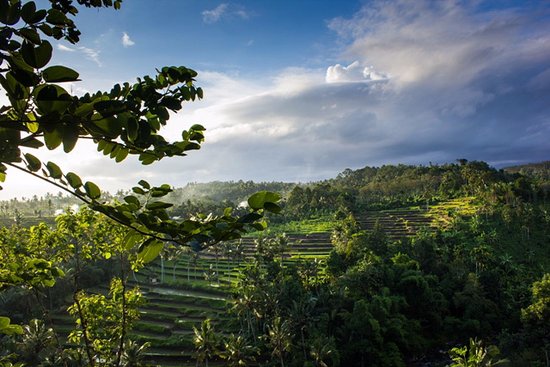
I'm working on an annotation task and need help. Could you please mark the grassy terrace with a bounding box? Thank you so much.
[47,231,336,365]
[47,200,471,366]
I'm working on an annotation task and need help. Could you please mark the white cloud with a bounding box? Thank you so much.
[57,44,75,52]
[173,1,549,183]
[2,0,548,200]
[56,43,101,66]
[202,4,228,23]
[326,61,388,83]
[202,3,251,24]
[122,32,135,47]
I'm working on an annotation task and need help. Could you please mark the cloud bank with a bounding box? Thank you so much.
[3,0,548,199]
[174,0,549,184]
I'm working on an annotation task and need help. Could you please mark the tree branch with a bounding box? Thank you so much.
[3,161,183,245]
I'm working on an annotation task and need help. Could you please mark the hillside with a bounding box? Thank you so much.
[1,160,549,366]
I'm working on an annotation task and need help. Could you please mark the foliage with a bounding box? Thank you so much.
[448,338,508,367]
[193,319,218,367]
[67,278,143,366]
[0,2,282,365]
[520,273,550,366]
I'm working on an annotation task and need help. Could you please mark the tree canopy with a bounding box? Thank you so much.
[0,0,280,251]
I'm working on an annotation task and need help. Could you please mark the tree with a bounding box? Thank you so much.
[16,319,56,365]
[0,2,282,365]
[521,274,550,366]
[120,340,150,367]
[221,334,258,367]
[0,0,280,263]
[193,319,219,367]
[267,316,292,367]
[448,338,508,367]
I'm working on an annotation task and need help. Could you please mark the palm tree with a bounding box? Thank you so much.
[231,290,257,340]
[290,298,316,361]
[120,340,150,367]
[221,334,258,367]
[310,335,338,367]
[188,250,200,282]
[448,338,509,367]
[208,243,222,285]
[267,316,292,367]
[17,319,56,365]
[193,319,218,367]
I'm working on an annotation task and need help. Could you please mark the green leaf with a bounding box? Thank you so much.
[137,238,164,263]
[42,65,79,82]
[89,116,122,139]
[190,124,206,131]
[160,96,181,111]
[30,8,47,23]
[19,28,41,44]
[84,181,101,200]
[0,73,29,100]
[138,180,150,189]
[132,187,146,195]
[21,40,52,69]
[0,317,23,336]
[24,153,41,172]
[122,230,141,250]
[115,147,128,162]
[75,102,94,118]
[65,172,82,188]
[34,84,72,114]
[38,23,52,36]
[251,221,268,231]
[124,195,140,207]
[21,1,36,23]
[0,1,21,25]
[44,128,63,150]
[45,8,68,25]
[126,117,139,141]
[145,201,173,210]
[19,137,44,148]
[45,161,62,179]
[264,202,282,214]
[62,125,79,153]
[247,191,282,210]
[238,212,263,223]
[0,317,9,329]
[94,100,126,116]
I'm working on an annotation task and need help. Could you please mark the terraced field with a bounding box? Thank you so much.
[356,197,478,239]
[356,207,435,240]
[48,199,475,365]
[47,232,335,366]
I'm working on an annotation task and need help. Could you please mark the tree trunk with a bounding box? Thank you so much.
[160,256,165,283]
[173,262,178,282]
[301,328,307,362]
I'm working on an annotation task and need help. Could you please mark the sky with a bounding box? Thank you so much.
[1,0,550,199]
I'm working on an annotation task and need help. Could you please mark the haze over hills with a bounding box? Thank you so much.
[2,159,548,223]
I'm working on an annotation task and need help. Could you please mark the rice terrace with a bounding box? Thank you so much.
[0,0,549,366]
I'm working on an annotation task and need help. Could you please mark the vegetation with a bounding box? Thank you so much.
[0,0,279,365]
[0,0,548,366]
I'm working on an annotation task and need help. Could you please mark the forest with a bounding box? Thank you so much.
[1,1,549,366]
[0,159,549,367]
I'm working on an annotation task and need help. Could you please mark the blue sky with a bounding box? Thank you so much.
[1,0,549,199]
